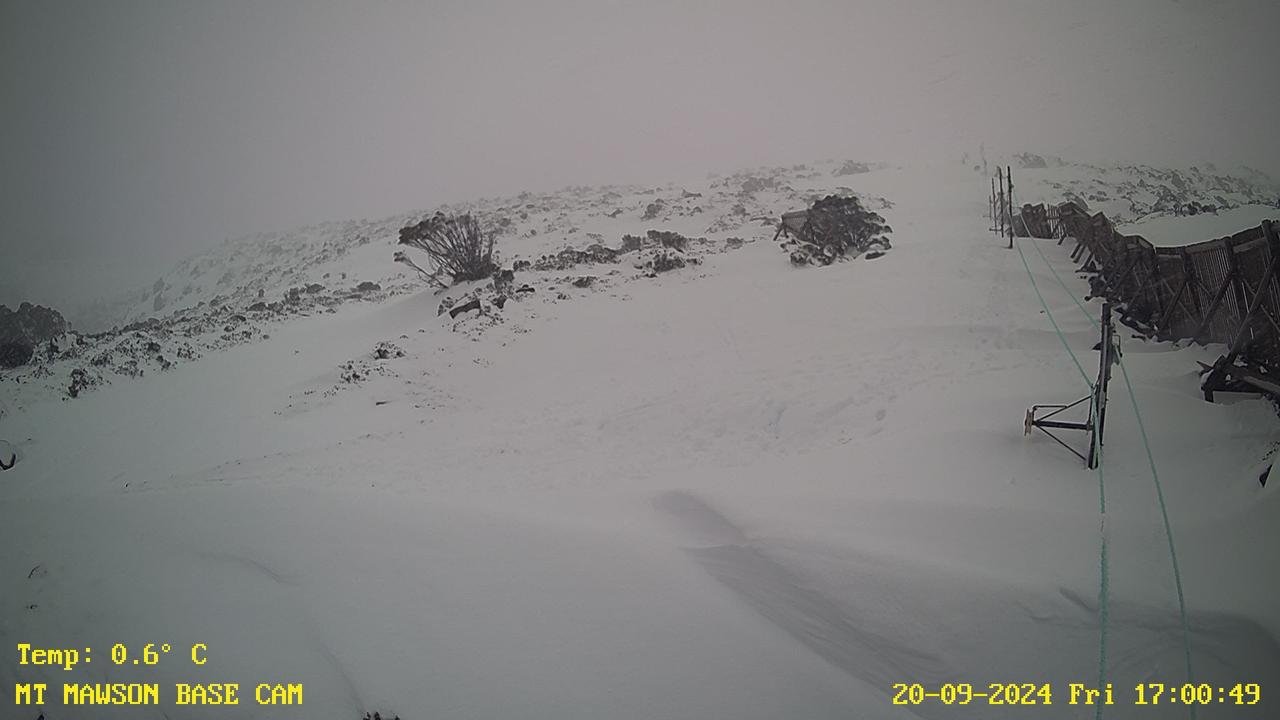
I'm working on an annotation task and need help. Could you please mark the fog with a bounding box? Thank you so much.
[3,0,1278,313]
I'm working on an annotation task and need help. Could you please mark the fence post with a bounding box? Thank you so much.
[1224,237,1252,331]
[1007,165,1015,249]
[997,168,1005,238]
[1179,248,1205,337]
[1147,249,1166,333]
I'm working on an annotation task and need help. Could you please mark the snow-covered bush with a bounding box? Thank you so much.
[0,302,67,366]
[646,230,690,251]
[833,160,874,176]
[398,212,498,284]
[0,341,33,369]
[782,195,892,266]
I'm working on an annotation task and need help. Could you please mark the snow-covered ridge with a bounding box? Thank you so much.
[1006,159,1278,226]
[3,156,1275,418]
[97,156,1280,330]
[2,158,900,412]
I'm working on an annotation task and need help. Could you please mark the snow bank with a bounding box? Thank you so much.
[1119,204,1280,247]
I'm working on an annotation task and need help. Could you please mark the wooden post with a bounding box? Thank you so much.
[1223,237,1253,329]
[997,168,1005,238]
[1006,165,1014,248]
[990,178,996,230]
[1147,251,1166,335]
[1179,248,1205,339]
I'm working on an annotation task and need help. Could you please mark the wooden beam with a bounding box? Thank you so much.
[1145,252,1165,327]
[1240,371,1280,396]
[1158,274,1192,337]
[1224,238,1252,328]
[1180,248,1205,334]
[1107,250,1141,299]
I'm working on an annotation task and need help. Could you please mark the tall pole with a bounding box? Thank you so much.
[997,168,1005,238]
[990,178,996,230]
[1007,165,1014,249]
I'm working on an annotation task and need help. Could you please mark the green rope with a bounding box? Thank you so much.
[1116,351,1196,714]
[1096,518,1109,720]
[1091,415,1110,720]
[1008,217,1109,719]
[1013,239,1094,389]
[1015,191,1196,718]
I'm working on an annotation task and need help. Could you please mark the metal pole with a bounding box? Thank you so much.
[1089,303,1113,469]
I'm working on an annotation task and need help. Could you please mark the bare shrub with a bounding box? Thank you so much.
[398,212,498,285]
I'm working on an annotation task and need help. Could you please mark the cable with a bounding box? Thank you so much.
[1006,200,1110,720]
[1013,238,1094,389]
[1011,188,1196,718]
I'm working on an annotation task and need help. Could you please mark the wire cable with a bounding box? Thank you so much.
[1005,201,1110,720]
[1011,188,1196,718]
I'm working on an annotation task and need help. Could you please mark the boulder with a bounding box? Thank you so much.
[448,299,482,319]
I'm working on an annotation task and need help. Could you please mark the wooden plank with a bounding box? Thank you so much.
[1225,238,1254,336]
[1220,220,1280,358]
[1192,241,1240,341]
[1158,274,1192,338]
[1180,248,1205,335]
[1240,372,1280,396]
[1145,250,1165,324]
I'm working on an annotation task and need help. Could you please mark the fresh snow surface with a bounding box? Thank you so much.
[2,160,1278,719]
[1119,204,1280,247]
[1004,162,1278,227]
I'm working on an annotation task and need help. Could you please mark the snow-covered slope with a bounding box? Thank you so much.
[0,158,899,413]
[2,158,1277,719]
[102,164,865,329]
[1004,159,1278,225]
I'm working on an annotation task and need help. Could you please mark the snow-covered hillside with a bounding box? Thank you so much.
[1,158,901,413]
[2,158,1278,719]
[1008,159,1278,225]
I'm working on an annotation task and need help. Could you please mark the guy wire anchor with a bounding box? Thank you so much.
[1024,303,1117,468]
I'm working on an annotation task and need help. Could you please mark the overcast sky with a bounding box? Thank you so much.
[3,0,1278,311]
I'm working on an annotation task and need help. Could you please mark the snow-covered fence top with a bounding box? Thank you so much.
[1048,202,1280,371]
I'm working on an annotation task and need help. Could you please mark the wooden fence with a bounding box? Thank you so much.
[1020,201,1280,383]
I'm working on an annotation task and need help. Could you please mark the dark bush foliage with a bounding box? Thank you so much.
[0,341,33,369]
[783,195,892,266]
[646,230,690,251]
[398,212,498,284]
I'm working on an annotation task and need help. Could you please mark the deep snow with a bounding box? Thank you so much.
[2,159,1278,719]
